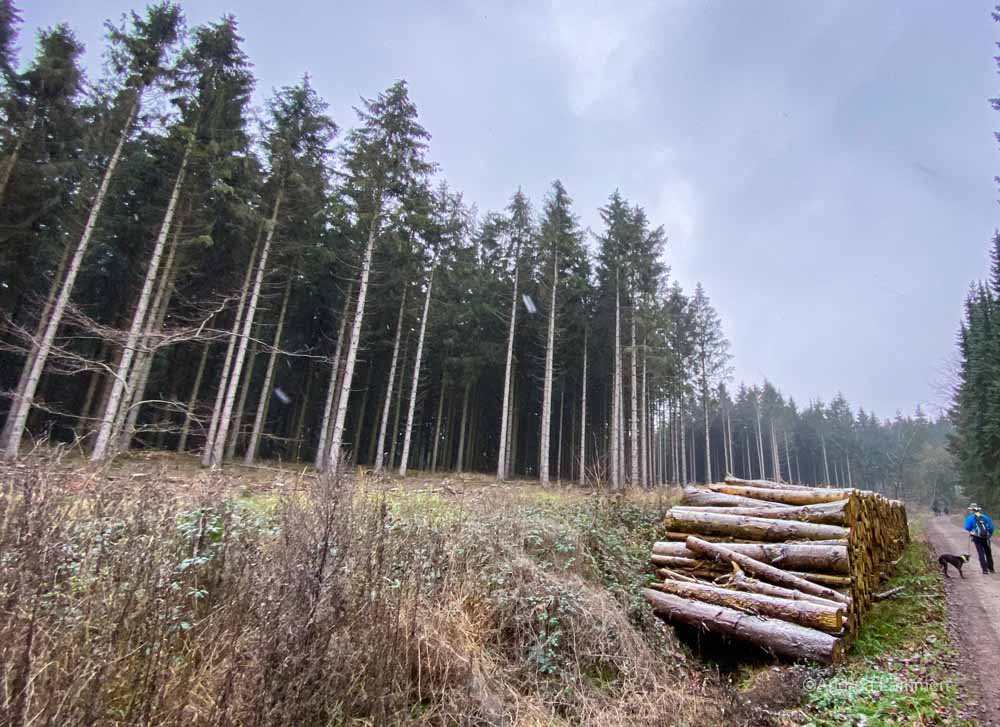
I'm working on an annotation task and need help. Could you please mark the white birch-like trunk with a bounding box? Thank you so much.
[783,429,793,485]
[846,453,853,489]
[398,269,433,477]
[207,186,284,468]
[244,274,292,463]
[578,331,587,486]
[117,219,184,448]
[3,98,140,459]
[177,342,209,452]
[455,379,471,473]
[373,288,406,473]
[496,246,520,481]
[0,233,71,450]
[315,282,353,470]
[539,253,558,486]
[769,419,782,482]
[90,134,192,461]
[755,405,766,479]
[327,206,381,476]
[821,434,831,484]
[201,224,264,466]
[226,330,258,460]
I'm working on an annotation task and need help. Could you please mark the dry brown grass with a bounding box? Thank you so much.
[0,454,749,726]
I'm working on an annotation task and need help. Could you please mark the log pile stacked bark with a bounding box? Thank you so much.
[643,476,908,664]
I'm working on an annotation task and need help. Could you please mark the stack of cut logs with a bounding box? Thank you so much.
[643,476,908,664]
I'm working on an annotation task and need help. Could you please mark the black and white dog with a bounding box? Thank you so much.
[939,553,970,578]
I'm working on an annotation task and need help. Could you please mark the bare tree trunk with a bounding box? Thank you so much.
[4,98,140,459]
[373,288,406,474]
[783,430,793,485]
[177,342,209,453]
[680,411,687,485]
[315,282,353,470]
[244,273,292,464]
[821,433,831,484]
[388,335,409,471]
[431,374,446,473]
[611,284,621,489]
[292,363,313,462]
[579,331,587,486]
[227,333,258,460]
[755,404,766,480]
[117,218,184,448]
[201,225,264,466]
[327,202,383,477]
[770,419,782,481]
[539,253,558,487]
[556,383,564,483]
[455,379,471,473]
[496,248,520,481]
[208,186,284,468]
[91,140,192,461]
[350,364,371,465]
[399,269,433,477]
[640,342,648,488]
[846,453,853,489]
[0,235,71,450]
[629,309,639,487]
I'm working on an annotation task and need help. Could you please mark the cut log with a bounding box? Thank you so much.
[723,476,817,491]
[685,536,850,605]
[663,509,848,542]
[671,500,848,526]
[708,483,853,506]
[651,579,844,632]
[681,486,793,509]
[643,589,843,664]
[652,541,849,575]
[729,571,847,611]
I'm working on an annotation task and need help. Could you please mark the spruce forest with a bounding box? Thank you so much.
[0,3,952,501]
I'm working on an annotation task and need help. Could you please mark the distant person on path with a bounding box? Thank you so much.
[964,503,995,575]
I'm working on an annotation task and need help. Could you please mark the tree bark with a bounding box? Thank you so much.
[578,331,587,486]
[431,373,446,473]
[539,253,558,486]
[685,536,851,605]
[315,282,353,470]
[455,379,471,473]
[652,579,844,632]
[91,139,192,461]
[496,246,519,481]
[226,331,258,459]
[399,269,433,477]
[244,273,293,464]
[629,308,639,487]
[652,541,850,574]
[708,483,852,506]
[640,342,648,488]
[4,98,140,459]
[821,433,831,484]
[643,589,843,663]
[207,186,284,468]
[672,500,848,526]
[662,509,848,542]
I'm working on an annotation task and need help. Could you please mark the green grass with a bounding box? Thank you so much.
[800,529,973,727]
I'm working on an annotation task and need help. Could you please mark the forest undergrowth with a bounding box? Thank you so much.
[0,453,774,727]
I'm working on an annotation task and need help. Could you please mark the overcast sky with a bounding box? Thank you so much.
[20,1,1000,419]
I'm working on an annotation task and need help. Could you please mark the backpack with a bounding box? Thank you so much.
[973,514,991,540]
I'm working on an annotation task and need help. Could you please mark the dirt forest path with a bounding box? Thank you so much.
[926,513,1000,724]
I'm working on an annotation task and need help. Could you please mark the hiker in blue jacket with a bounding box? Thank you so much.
[965,503,995,575]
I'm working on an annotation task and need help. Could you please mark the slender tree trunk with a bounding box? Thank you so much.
[350,364,371,465]
[579,331,587,486]
[227,333,258,460]
[680,411,687,485]
[556,383,564,483]
[315,282,353,470]
[372,289,406,473]
[629,308,639,486]
[201,224,265,467]
[327,202,383,476]
[431,374,446,473]
[783,430,793,485]
[398,269,433,477]
[846,454,853,489]
[208,185,284,468]
[3,98,141,459]
[0,234,71,450]
[117,218,184,448]
[177,342,210,453]
[821,433,831,484]
[0,128,26,206]
[611,284,621,489]
[388,335,409,471]
[91,140,192,461]
[755,405,766,480]
[292,363,313,462]
[539,254,558,486]
[496,247,520,481]
[640,344,648,488]
[244,274,292,464]
[455,379,471,473]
